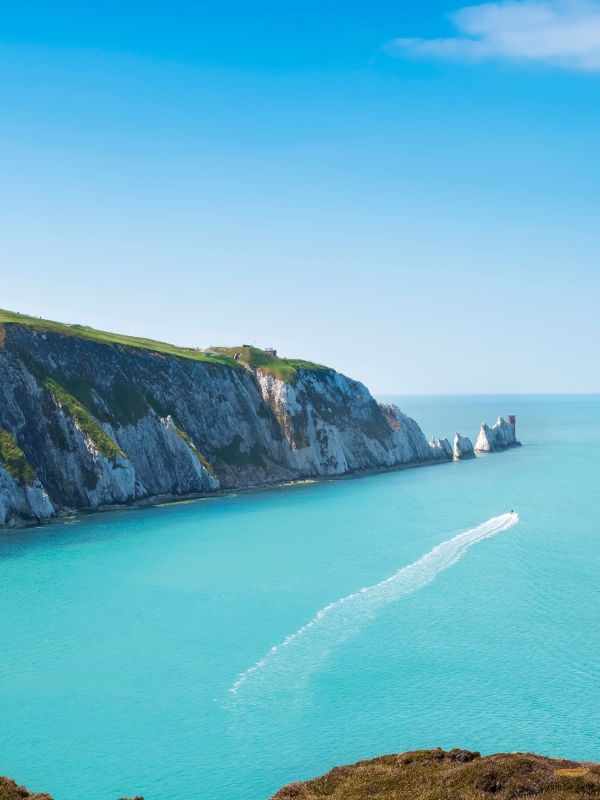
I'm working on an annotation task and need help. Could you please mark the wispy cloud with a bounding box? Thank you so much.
[385,0,600,70]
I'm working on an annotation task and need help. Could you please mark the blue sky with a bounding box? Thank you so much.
[1,0,599,393]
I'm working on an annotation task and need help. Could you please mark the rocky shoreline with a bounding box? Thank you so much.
[0,453,470,531]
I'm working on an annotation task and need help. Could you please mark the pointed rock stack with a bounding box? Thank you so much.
[453,433,475,461]
[475,416,521,453]
[428,436,453,461]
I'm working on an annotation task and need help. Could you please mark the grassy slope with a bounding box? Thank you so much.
[271,748,600,800]
[174,426,216,476]
[45,379,125,462]
[0,430,36,485]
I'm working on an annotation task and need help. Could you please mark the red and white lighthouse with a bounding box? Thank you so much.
[508,415,517,437]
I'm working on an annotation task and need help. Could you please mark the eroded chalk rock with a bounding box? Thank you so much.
[453,433,475,461]
[475,417,521,453]
[429,436,453,461]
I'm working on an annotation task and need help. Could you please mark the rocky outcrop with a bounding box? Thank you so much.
[271,748,600,800]
[453,432,475,461]
[475,416,521,453]
[0,318,455,525]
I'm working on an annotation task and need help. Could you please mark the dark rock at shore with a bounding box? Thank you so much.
[270,747,600,799]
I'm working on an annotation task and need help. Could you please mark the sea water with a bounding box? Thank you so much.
[1,395,599,800]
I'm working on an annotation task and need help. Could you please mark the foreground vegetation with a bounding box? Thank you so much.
[0,776,52,800]
[271,748,600,800]
[3,749,599,800]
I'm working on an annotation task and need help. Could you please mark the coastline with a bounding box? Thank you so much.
[1,435,525,532]
[1,454,469,531]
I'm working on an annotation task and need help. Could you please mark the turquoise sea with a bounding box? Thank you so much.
[1,395,600,800]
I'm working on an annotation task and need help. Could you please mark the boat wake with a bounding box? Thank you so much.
[228,512,518,707]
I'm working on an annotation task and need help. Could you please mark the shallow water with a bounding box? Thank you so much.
[1,395,599,799]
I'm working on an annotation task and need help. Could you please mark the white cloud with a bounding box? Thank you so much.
[385,0,600,69]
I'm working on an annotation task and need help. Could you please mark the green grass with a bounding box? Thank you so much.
[45,378,126,463]
[213,346,330,383]
[0,310,240,368]
[0,430,36,486]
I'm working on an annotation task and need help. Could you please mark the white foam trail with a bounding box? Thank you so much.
[229,513,518,706]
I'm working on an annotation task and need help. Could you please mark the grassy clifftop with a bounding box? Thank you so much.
[213,346,329,382]
[271,748,600,800]
[0,311,328,383]
[0,310,238,367]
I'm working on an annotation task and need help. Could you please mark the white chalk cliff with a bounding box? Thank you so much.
[0,320,458,526]
[256,369,452,475]
[475,417,521,453]
[0,468,53,526]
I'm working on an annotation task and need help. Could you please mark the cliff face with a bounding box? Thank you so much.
[256,370,447,475]
[475,416,521,453]
[0,316,453,526]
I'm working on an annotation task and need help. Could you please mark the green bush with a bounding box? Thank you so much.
[0,430,36,486]
[45,379,126,463]
[174,426,216,477]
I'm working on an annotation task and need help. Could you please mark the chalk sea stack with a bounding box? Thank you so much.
[475,416,521,453]
[428,436,453,460]
[454,432,475,460]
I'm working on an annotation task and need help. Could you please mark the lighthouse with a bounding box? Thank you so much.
[508,415,517,438]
